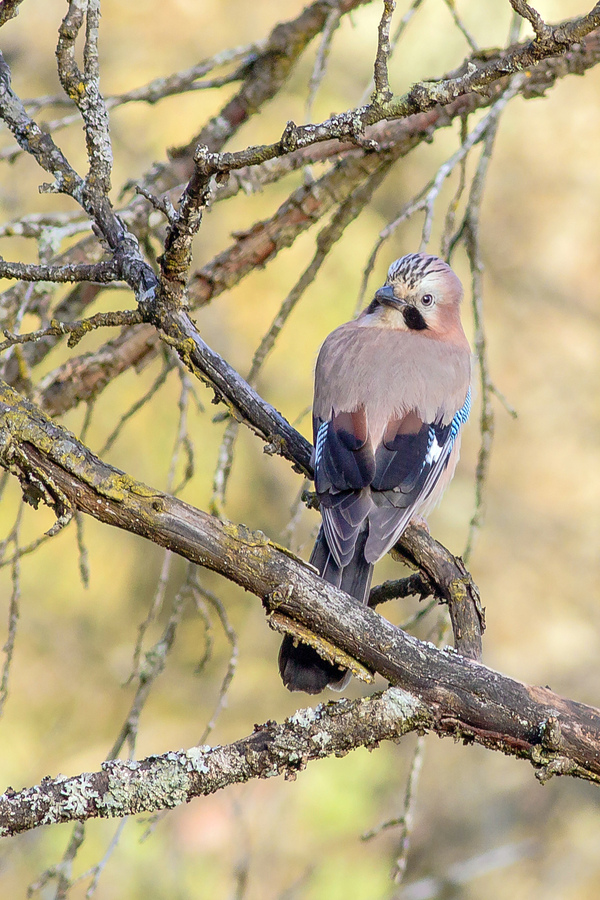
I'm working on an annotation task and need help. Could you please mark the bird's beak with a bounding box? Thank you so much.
[374,284,405,308]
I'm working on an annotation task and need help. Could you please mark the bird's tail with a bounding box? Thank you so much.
[278,527,373,694]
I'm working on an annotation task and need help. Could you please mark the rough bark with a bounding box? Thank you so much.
[0,378,599,847]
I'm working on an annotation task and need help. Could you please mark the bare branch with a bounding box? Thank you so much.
[0,689,427,837]
[368,573,432,608]
[107,582,188,761]
[509,0,552,42]
[5,26,600,420]
[170,0,372,164]
[0,505,22,717]
[195,581,239,745]
[166,8,600,179]
[392,736,426,883]
[0,1,598,886]
[0,0,25,27]
[443,0,479,52]
[2,655,600,836]
[0,257,119,284]
[21,41,265,115]
[306,5,342,118]
[373,0,395,102]
[0,48,157,304]
[0,382,598,801]
[0,51,83,197]
[0,309,142,354]
[56,0,113,193]
[360,0,425,104]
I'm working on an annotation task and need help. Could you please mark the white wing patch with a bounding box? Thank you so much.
[425,435,444,465]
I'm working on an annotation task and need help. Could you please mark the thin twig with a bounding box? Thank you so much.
[397,840,535,900]
[361,736,426,886]
[75,512,90,589]
[28,821,85,899]
[280,479,311,554]
[509,0,552,41]
[43,580,190,897]
[0,530,55,571]
[127,361,195,678]
[356,102,504,312]
[170,364,197,497]
[0,505,23,718]
[390,614,451,884]
[368,573,433,608]
[373,0,396,102]
[440,115,470,259]
[453,76,525,562]
[99,357,171,456]
[306,5,342,119]
[0,212,92,240]
[111,580,188,760]
[360,0,425,105]
[196,581,239,746]
[443,0,479,52]
[81,819,128,899]
[362,620,448,882]
[0,308,142,355]
[20,41,264,115]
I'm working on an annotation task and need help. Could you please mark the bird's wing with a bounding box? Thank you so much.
[313,407,375,567]
[364,388,471,562]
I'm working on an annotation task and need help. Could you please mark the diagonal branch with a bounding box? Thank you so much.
[1,689,427,837]
[0,0,24,27]
[0,378,474,661]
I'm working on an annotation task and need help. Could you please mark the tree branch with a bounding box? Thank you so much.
[509,0,552,42]
[373,0,395,103]
[11,25,600,418]
[0,688,427,837]
[0,378,599,828]
[0,257,119,284]
[165,6,600,177]
[0,0,25,27]
[0,309,142,354]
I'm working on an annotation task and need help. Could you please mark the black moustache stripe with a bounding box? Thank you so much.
[403,306,428,331]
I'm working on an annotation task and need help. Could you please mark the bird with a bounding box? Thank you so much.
[278,252,472,694]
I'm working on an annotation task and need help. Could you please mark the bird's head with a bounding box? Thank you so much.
[362,253,464,336]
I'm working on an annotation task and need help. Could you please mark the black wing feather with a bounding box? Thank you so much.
[371,422,432,492]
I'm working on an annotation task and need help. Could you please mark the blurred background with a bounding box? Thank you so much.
[0,0,599,897]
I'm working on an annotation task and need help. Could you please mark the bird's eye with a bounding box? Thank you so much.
[421,293,434,307]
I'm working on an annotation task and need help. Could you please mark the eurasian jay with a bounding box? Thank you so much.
[279,253,472,694]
